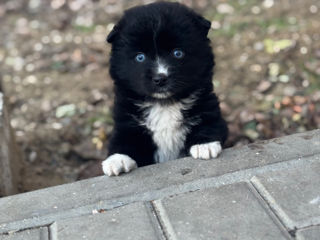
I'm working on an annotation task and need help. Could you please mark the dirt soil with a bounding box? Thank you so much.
[0,0,319,193]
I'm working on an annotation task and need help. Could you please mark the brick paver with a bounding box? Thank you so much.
[0,227,48,240]
[154,183,290,239]
[252,160,320,229]
[55,202,161,240]
[297,226,320,240]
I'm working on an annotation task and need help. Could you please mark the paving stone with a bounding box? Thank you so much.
[252,160,320,227]
[0,130,319,230]
[296,226,320,240]
[155,183,289,240]
[55,202,162,240]
[0,227,48,240]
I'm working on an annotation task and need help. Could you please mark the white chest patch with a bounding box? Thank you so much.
[143,103,187,163]
[139,98,196,163]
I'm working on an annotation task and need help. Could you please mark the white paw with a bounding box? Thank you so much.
[102,154,137,176]
[190,141,222,160]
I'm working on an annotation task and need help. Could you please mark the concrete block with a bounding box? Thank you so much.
[154,183,289,240]
[297,226,320,240]
[0,81,22,197]
[0,227,48,240]
[55,202,162,240]
[0,130,319,230]
[251,160,320,228]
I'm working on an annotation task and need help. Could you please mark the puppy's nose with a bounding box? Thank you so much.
[152,74,167,87]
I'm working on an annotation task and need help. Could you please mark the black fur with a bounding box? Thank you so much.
[107,2,228,167]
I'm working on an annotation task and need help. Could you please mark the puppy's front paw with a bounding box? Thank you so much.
[190,141,222,160]
[102,154,137,176]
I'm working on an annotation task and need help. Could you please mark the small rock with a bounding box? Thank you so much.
[55,104,76,118]
[211,21,221,30]
[240,110,255,123]
[250,64,262,72]
[281,96,292,106]
[51,0,66,9]
[255,113,269,123]
[293,105,302,113]
[254,42,264,51]
[283,86,297,96]
[28,151,37,162]
[257,81,271,93]
[263,0,274,8]
[245,129,259,140]
[251,6,261,14]
[220,102,231,115]
[216,3,234,14]
[41,100,51,112]
[279,75,290,83]
[293,96,307,105]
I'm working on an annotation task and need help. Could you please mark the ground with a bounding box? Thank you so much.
[0,0,319,192]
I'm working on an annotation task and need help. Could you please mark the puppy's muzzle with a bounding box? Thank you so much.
[152,73,168,87]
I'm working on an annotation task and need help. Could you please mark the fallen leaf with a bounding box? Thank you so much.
[264,39,295,54]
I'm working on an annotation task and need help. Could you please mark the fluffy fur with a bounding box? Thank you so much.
[102,2,228,176]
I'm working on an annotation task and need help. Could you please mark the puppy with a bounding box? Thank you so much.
[102,2,228,176]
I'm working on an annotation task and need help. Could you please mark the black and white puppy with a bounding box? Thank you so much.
[102,2,228,176]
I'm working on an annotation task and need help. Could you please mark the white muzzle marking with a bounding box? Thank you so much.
[156,58,169,76]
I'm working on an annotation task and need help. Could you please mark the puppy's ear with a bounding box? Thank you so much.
[107,24,120,43]
[193,15,211,37]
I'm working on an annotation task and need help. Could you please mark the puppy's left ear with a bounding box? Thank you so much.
[107,24,120,43]
[193,15,211,37]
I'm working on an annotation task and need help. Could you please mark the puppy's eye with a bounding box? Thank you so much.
[172,49,184,59]
[135,53,146,62]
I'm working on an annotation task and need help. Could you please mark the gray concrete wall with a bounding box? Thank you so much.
[0,129,319,239]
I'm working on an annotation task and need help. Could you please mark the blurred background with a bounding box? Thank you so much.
[0,0,319,192]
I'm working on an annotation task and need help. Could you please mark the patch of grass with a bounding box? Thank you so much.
[211,21,250,37]
[228,0,259,11]
[88,111,114,126]
[51,61,65,71]
[73,24,96,33]
[304,68,320,94]
[243,120,257,131]
[257,18,292,30]
[203,8,225,22]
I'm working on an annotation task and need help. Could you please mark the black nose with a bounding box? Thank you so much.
[152,74,167,87]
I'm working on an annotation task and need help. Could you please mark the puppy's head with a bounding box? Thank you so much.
[107,2,214,100]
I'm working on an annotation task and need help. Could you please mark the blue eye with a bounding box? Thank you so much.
[135,53,146,62]
[173,49,184,59]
